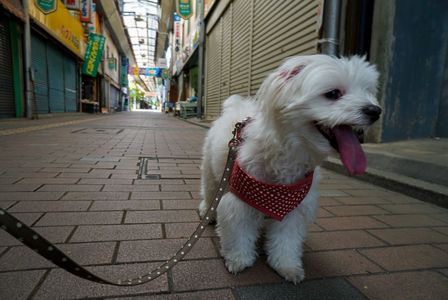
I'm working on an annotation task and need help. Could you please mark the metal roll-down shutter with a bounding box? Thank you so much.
[0,17,15,118]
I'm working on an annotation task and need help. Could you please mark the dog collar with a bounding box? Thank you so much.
[229,160,314,221]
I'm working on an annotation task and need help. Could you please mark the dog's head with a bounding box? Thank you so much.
[256,55,381,175]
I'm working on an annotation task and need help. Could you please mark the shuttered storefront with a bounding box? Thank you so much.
[32,34,50,114]
[204,0,321,120]
[0,17,15,118]
[64,58,77,112]
[31,33,78,114]
[48,44,65,112]
[204,12,222,119]
[110,85,120,111]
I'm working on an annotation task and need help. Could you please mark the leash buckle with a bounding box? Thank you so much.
[228,118,251,148]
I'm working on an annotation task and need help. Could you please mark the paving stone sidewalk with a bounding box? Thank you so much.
[0,111,447,299]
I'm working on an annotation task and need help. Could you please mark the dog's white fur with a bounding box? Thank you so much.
[199,55,379,283]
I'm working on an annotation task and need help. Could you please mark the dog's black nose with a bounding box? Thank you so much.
[362,105,382,122]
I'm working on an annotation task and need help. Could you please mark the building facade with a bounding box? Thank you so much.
[29,0,83,114]
[196,0,448,143]
[0,0,24,117]
[171,0,201,103]
[0,0,134,118]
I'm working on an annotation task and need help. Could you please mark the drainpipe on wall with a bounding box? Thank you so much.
[23,0,33,118]
[320,0,341,56]
[196,0,205,118]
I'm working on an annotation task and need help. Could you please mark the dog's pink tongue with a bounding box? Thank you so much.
[333,125,366,176]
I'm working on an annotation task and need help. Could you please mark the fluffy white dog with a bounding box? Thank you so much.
[199,55,381,283]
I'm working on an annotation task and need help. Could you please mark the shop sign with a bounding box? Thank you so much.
[88,2,96,33]
[64,0,79,10]
[108,57,117,70]
[35,0,57,14]
[29,0,85,58]
[176,0,192,20]
[82,33,106,77]
[80,0,91,22]
[121,56,129,87]
[161,69,170,80]
[129,66,140,76]
[174,13,181,52]
[139,68,161,77]
[128,67,162,77]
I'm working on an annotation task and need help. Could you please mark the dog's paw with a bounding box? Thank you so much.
[198,200,216,223]
[198,200,208,218]
[224,256,256,274]
[275,265,305,284]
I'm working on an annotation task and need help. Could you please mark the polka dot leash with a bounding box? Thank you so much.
[0,121,246,286]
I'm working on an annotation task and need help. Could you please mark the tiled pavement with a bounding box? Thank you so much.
[0,111,447,299]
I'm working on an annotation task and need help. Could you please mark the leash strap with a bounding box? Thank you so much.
[0,121,245,286]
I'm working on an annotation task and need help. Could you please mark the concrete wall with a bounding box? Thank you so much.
[371,0,448,142]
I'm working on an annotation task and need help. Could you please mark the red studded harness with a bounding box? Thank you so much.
[228,119,314,221]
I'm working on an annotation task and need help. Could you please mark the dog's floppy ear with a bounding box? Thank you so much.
[257,64,307,115]
[278,65,306,81]
[256,72,284,114]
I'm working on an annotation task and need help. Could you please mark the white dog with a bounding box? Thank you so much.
[199,55,381,283]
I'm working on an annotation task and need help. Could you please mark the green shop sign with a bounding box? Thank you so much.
[161,69,170,80]
[176,0,193,19]
[35,0,57,14]
[82,33,106,77]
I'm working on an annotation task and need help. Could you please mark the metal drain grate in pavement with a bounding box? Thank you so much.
[71,128,124,135]
[137,156,202,180]
[137,157,161,180]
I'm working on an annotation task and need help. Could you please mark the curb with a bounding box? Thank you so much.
[175,116,211,129]
[323,157,448,209]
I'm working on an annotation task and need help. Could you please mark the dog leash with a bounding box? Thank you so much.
[0,121,248,286]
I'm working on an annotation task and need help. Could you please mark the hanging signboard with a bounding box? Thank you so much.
[139,68,161,77]
[176,0,192,19]
[129,66,140,76]
[81,33,106,77]
[35,0,58,14]
[128,67,162,77]
[88,2,96,33]
[121,56,129,87]
[64,0,80,10]
[161,69,170,80]
[80,0,91,22]
[174,13,181,53]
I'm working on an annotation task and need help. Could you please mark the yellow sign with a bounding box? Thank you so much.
[29,0,85,58]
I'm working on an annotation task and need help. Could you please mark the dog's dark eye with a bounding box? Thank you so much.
[324,89,343,100]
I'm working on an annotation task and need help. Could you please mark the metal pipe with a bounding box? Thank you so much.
[196,0,205,118]
[320,0,341,56]
[23,0,33,118]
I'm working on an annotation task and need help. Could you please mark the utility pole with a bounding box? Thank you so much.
[23,0,34,118]
[196,0,205,118]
